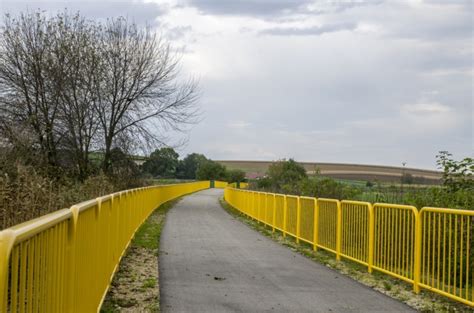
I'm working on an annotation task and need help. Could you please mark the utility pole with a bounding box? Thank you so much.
[401,162,407,198]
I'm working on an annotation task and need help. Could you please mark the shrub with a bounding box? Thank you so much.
[266,159,307,192]
[196,160,227,181]
[226,169,246,183]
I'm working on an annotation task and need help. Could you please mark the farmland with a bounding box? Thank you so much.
[217,160,442,185]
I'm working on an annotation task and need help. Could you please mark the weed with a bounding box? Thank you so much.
[142,278,157,289]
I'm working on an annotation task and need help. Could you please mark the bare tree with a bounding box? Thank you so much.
[0,11,199,178]
[0,12,66,168]
[95,18,199,172]
[55,14,102,179]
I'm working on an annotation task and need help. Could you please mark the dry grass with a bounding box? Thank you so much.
[0,166,116,229]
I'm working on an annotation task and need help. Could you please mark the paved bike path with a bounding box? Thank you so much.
[159,189,414,312]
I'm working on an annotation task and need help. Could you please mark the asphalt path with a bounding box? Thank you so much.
[159,189,415,312]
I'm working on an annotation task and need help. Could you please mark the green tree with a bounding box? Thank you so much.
[176,153,207,179]
[266,159,307,193]
[142,147,179,178]
[436,151,473,192]
[196,160,227,181]
[226,169,246,183]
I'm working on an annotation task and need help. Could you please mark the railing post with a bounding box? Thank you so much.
[413,209,421,293]
[368,203,374,273]
[256,193,259,222]
[283,195,287,238]
[0,229,15,312]
[272,194,276,233]
[252,192,258,224]
[246,191,250,217]
[336,200,342,261]
[263,193,267,224]
[296,197,301,244]
[313,199,318,251]
[66,206,79,312]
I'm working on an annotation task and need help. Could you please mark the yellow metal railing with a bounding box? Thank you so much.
[0,181,210,312]
[214,181,229,188]
[417,207,473,306]
[224,187,474,307]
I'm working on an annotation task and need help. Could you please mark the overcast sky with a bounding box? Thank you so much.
[1,0,472,169]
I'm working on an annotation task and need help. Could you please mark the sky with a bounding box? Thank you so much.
[1,0,472,169]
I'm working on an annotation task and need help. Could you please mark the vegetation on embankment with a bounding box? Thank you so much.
[0,145,244,230]
[251,152,473,210]
[219,198,473,312]
[100,198,179,313]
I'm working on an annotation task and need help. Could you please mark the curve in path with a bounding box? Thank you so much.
[159,189,414,313]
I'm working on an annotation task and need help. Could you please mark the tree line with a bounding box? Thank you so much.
[142,147,246,183]
[253,154,473,210]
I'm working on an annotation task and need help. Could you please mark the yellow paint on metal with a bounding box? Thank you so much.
[0,181,210,312]
[214,181,229,188]
[299,197,316,245]
[340,201,372,266]
[316,198,339,256]
[224,187,473,308]
[417,207,473,306]
[372,203,418,286]
[285,196,298,239]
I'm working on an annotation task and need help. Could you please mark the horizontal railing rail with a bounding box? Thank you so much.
[0,181,212,312]
[224,187,473,307]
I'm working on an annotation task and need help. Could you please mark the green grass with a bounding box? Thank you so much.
[101,198,180,313]
[131,200,177,250]
[142,277,157,289]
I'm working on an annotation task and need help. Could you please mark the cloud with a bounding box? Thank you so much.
[179,0,311,17]
[1,0,167,24]
[259,22,357,36]
[165,25,193,40]
[401,102,451,115]
[1,0,472,168]
[227,121,251,129]
[304,0,384,15]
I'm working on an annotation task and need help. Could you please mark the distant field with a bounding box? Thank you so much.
[217,160,442,185]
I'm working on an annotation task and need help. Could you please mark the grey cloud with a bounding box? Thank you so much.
[166,25,193,40]
[180,0,311,16]
[301,0,384,15]
[259,22,357,36]
[179,0,383,18]
[1,0,166,25]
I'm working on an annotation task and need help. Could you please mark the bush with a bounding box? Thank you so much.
[196,160,227,181]
[299,177,361,199]
[266,159,307,192]
[226,169,246,183]
[436,151,473,192]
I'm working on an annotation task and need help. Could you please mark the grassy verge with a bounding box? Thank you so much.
[100,198,180,313]
[219,197,473,312]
